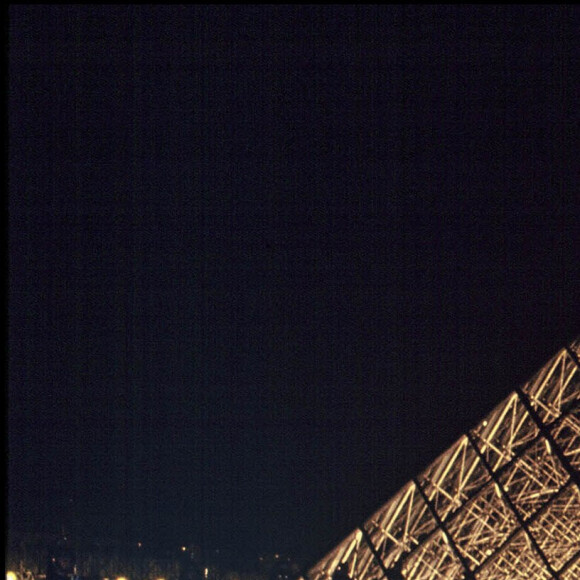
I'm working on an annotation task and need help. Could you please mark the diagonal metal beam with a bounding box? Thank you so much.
[557,547,580,577]
[474,478,573,575]
[466,431,560,579]
[359,526,399,580]
[306,339,580,580]
[390,400,580,568]
[515,387,580,494]
[411,478,476,579]
[565,345,580,372]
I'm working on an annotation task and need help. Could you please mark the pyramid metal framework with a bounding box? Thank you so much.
[306,339,580,579]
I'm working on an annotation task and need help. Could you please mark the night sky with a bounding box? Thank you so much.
[8,5,580,571]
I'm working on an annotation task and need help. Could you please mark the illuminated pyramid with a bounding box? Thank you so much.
[306,339,580,579]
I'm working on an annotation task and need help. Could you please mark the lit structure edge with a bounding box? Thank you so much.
[306,338,580,580]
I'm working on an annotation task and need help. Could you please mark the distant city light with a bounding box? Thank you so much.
[137,542,142,548]
[116,576,128,580]
[204,568,208,579]
[181,546,187,552]
[7,572,18,580]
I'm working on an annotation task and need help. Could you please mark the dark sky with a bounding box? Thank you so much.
[8,4,580,571]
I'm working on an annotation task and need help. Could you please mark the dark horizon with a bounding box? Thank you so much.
[8,5,580,571]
